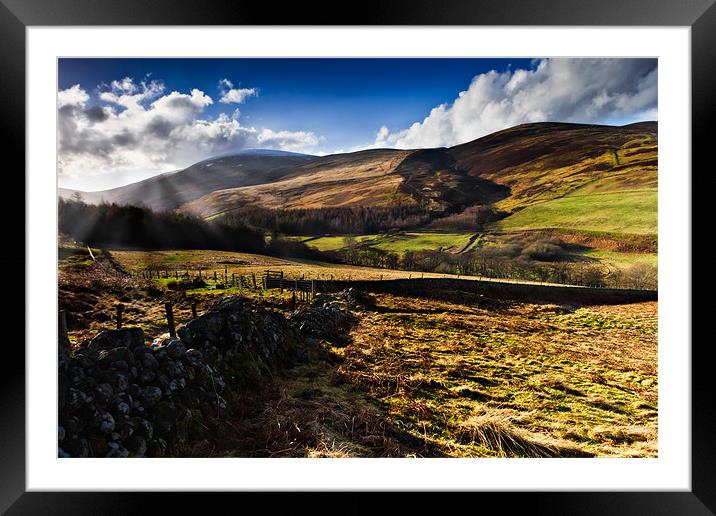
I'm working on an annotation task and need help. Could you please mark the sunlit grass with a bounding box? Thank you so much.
[491,189,657,235]
[583,249,658,269]
[299,232,477,254]
[337,295,657,457]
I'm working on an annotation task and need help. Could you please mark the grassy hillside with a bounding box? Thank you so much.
[180,122,655,224]
[179,148,508,218]
[60,152,315,212]
[491,189,657,235]
[450,121,657,213]
[64,122,656,241]
[180,150,411,217]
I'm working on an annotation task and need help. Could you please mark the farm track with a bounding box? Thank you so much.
[456,233,480,254]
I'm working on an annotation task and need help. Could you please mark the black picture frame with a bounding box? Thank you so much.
[2,0,708,513]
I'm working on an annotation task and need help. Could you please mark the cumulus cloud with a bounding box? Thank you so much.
[257,129,324,151]
[58,77,321,186]
[218,78,258,104]
[373,58,657,149]
[57,84,89,108]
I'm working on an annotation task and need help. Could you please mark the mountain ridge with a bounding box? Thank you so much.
[60,121,657,220]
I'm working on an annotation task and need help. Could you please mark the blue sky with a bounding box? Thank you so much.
[58,58,657,191]
[59,58,535,152]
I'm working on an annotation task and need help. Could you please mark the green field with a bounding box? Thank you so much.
[298,229,658,276]
[491,189,657,235]
[583,249,658,269]
[301,232,477,254]
[297,235,376,251]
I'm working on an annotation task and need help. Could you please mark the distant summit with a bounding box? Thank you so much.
[204,148,316,160]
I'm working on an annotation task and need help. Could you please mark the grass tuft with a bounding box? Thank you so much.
[457,412,592,458]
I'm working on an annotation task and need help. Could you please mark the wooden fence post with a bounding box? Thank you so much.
[59,310,68,346]
[191,301,197,319]
[252,272,258,289]
[165,302,176,339]
[115,304,123,330]
[311,280,315,301]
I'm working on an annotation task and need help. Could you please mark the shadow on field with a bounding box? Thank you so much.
[316,277,657,307]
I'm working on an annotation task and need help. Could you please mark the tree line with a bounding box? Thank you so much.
[220,205,444,235]
[59,199,655,289]
[59,199,266,253]
[325,236,657,289]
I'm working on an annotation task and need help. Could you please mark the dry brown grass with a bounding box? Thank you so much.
[456,411,590,458]
[186,294,657,458]
[110,248,460,282]
[60,247,657,458]
[179,150,412,216]
[336,295,657,457]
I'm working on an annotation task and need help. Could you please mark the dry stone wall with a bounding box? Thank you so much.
[58,296,355,458]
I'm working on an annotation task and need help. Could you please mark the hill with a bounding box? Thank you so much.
[178,147,510,218]
[449,121,657,213]
[178,122,656,222]
[59,150,316,212]
[60,122,657,239]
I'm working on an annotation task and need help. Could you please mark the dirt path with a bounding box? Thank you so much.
[457,233,480,254]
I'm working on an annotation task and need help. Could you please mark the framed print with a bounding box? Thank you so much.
[2,0,711,513]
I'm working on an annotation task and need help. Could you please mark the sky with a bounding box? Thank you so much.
[58,58,657,191]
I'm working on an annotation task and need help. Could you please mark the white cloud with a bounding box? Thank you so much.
[219,88,258,104]
[98,78,165,110]
[110,77,138,94]
[257,129,324,151]
[373,58,658,149]
[58,77,321,187]
[57,84,89,108]
[218,78,258,104]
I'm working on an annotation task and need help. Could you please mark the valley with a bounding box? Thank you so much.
[57,120,659,458]
[62,121,658,288]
